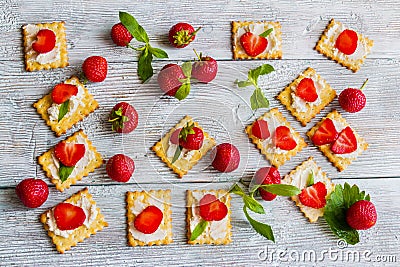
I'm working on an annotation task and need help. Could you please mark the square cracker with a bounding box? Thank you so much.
[315,19,374,72]
[307,110,368,172]
[38,130,103,192]
[33,76,99,137]
[40,188,108,253]
[22,21,68,71]
[186,189,231,245]
[152,115,216,178]
[126,190,173,246]
[245,108,307,167]
[232,21,282,60]
[277,67,336,126]
[282,157,335,223]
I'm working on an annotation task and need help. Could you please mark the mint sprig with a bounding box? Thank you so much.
[58,100,69,122]
[235,64,275,110]
[189,219,208,241]
[324,183,371,245]
[119,11,168,82]
[175,62,192,100]
[59,163,74,183]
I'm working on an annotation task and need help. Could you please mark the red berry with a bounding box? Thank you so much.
[53,203,86,231]
[252,120,270,140]
[51,83,78,104]
[157,64,186,97]
[296,78,318,102]
[335,29,358,55]
[211,143,240,173]
[82,56,108,82]
[311,118,339,146]
[199,194,228,221]
[170,128,181,145]
[32,29,56,54]
[331,126,358,154]
[134,206,163,234]
[273,126,297,151]
[168,23,199,48]
[299,182,327,209]
[54,142,85,167]
[106,154,135,182]
[111,23,133,47]
[240,32,268,57]
[253,167,281,201]
[191,52,218,83]
[339,82,367,113]
[346,200,377,230]
[179,126,204,150]
[15,178,49,208]
[109,102,138,134]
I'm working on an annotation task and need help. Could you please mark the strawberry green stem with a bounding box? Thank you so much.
[193,49,202,61]
[188,27,202,40]
[360,79,368,91]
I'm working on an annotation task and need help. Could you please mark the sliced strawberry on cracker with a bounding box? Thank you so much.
[199,194,228,221]
[335,29,358,55]
[32,29,56,54]
[331,126,358,154]
[170,128,182,145]
[51,83,78,104]
[311,118,339,146]
[134,206,163,234]
[252,120,270,140]
[273,126,297,151]
[54,141,85,167]
[296,78,318,102]
[299,181,327,209]
[240,32,268,57]
[53,202,86,231]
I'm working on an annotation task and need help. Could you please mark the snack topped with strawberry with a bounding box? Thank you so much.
[339,79,368,113]
[299,181,327,209]
[53,202,86,231]
[109,102,138,134]
[168,22,201,48]
[179,122,204,151]
[240,28,272,57]
[191,50,218,83]
[273,125,297,151]
[295,77,318,102]
[134,206,163,234]
[32,29,56,54]
[54,141,86,182]
[335,29,358,55]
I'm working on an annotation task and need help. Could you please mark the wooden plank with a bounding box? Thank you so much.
[0,179,399,266]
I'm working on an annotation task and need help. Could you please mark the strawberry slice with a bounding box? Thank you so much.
[252,120,270,140]
[53,203,86,230]
[335,29,358,55]
[51,83,78,104]
[199,194,228,221]
[240,32,268,57]
[311,118,339,146]
[54,141,85,167]
[32,29,56,54]
[170,128,182,145]
[296,78,318,102]
[331,126,358,154]
[273,126,297,151]
[134,206,163,234]
[299,182,327,209]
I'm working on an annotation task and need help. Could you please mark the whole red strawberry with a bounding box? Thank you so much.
[211,143,240,173]
[168,23,201,48]
[346,200,377,230]
[109,102,138,134]
[15,178,49,208]
[179,123,204,150]
[191,50,218,83]
[32,29,56,54]
[106,154,135,182]
[157,64,185,97]
[253,167,281,201]
[339,79,368,113]
[111,23,133,47]
[82,56,108,82]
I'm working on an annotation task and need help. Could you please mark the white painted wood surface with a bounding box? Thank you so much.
[1,0,400,266]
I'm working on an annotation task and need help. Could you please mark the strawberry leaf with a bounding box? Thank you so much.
[149,46,168,58]
[58,100,69,122]
[250,88,269,110]
[171,145,182,164]
[259,28,273,38]
[119,11,149,43]
[189,220,208,241]
[59,163,74,183]
[243,206,275,242]
[175,83,191,101]
[138,47,153,82]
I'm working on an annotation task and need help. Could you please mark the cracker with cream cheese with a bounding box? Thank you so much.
[33,76,99,137]
[22,21,68,71]
[186,189,232,245]
[307,110,368,172]
[246,108,307,167]
[282,157,334,223]
[277,67,336,126]
[152,115,216,178]
[38,130,103,192]
[40,188,108,254]
[315,19,374,72]
[232,21,282,60]
[126,190,173,246]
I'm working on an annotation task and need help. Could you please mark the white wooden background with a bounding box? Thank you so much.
[1,0,400,266]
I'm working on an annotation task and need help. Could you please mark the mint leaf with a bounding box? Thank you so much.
[149,46,168,58]
[250,88,269,110]
[181,61,192,78]
[119,11,149,43]
[243,195,265,214]
[59,164,74,183]
[243,206,275,242]
[58,100,69,122]
[189,220,208,241]
[138,47,153,82]
[171,145,182,164]
[234,79,253,88]
[175,83,190,101]
[324,183,371,245]
[252,184,301,197]
[259,28,273,38]
[248,64,274,84]
[230,183,246,196]
[307,170,315,187]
